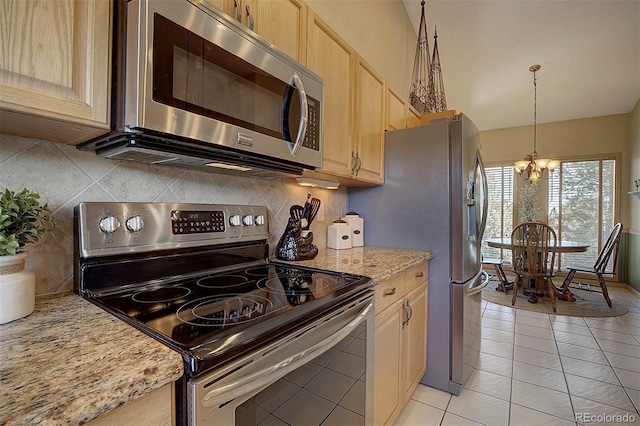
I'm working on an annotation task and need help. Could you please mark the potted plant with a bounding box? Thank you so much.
[0,188,55,324]
[518,181,542,223]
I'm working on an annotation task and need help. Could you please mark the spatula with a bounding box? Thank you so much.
[303,198,321,230]
[290,205,308,228]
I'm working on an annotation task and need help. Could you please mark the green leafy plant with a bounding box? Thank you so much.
[518,181,542,222]
[0,188,55,256]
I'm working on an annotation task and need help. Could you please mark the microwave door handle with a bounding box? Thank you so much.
[288,73,308,157]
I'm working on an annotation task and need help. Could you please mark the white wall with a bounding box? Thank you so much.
[479,113,633,227]
[306,0,417,96]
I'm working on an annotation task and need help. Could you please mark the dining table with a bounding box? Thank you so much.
[485,237,589,253]
[484,237,590,303]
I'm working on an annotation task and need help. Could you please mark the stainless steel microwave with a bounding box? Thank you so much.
[79,0,323,177]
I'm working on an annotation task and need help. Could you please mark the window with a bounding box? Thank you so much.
[482,156,619,272]
[482,165,514,261]
[547,157,617,270]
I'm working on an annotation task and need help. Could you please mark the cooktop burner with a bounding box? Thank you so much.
[176,293,272,327]
[132,287,192,303]
[196,274,251,289]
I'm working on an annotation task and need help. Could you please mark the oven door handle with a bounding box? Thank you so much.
[200,299,373,408]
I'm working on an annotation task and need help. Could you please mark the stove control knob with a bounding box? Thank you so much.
[98,216,120,234]
[229,310,240,321]
[229,214,241,227]
[255,215,265,226]
[242,215,254,226]
[125,215,145,233]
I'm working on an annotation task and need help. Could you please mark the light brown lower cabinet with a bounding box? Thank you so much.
[373,261,429,425]
[88,383,174,426]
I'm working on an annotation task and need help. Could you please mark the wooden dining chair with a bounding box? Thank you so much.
[510,222,558,312]
[558,223,623,308]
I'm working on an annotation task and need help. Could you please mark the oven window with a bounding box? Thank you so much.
[152,13,301,141]
[235,322,367,425]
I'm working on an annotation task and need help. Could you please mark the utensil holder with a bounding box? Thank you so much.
[276,218,318,261]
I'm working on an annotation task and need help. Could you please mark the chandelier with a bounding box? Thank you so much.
[513,65,560,182]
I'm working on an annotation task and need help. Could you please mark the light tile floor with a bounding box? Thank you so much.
[394,285,640,426]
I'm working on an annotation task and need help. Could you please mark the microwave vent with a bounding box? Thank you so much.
[107,149,178,164]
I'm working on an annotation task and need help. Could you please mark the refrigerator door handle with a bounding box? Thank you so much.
[477,152,489,242]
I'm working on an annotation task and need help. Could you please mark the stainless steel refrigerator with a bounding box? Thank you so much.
[349,113,489,395]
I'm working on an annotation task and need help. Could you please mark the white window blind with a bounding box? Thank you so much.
[483,166,513,261]
[548,159,617,270]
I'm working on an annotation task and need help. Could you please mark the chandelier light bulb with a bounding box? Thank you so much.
[547,160,560,171]
[535,158,550,168]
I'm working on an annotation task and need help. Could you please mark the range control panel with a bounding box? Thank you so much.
[76,202,269,258]
[171,210,226,234]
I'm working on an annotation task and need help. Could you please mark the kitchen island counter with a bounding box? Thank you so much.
[0,293,183,425]
[276,245,434,281]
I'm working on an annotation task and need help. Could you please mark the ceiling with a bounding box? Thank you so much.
[402,0,640,131]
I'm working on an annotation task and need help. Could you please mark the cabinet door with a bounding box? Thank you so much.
[354,56,385,184]
[88,383,173,426]
[202,0,242,21]
[406,104,422,128]
[374,298,404,426]
[306,11,355,178]
[386,86,406,131]
[0,0,111,144]
[403,282,428,402]
[244,0,307,63]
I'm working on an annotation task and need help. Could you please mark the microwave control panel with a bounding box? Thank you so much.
[302,98,320,151]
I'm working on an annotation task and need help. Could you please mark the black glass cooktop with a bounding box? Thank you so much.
[94,263,367,350]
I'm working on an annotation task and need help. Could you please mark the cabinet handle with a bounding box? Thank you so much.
[402,302,407,329]
[355,153,362,176]
[233,0,241,21]
[382,287,396,297]
[406,299,413,325]
[414,272,424,278]
[246,5,254,30]
[351,151,357,175]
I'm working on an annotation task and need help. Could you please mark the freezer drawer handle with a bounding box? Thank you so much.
[383,287,396,297]
[467,270,490,296]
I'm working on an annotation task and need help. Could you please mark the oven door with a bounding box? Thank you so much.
[126,0,323,168]
[187,293,374,426]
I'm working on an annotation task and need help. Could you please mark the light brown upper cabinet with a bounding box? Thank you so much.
[306,10,357,179]
[354,56,385,185]
[386,86,407,131]
[306,10,385,186]
[205,0,307,64]
[407,105,423,128]
[0,0,112,144]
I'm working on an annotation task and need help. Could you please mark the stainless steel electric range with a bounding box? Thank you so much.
[74,202,374,426]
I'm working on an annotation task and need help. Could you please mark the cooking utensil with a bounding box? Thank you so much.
[290,204,308,228]
[304,198,321,230]
[301,193,311,222]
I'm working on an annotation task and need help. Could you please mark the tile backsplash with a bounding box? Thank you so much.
[0,133,348,295]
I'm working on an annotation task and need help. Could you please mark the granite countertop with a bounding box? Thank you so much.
[0,246,432,425]
[275,246,434,282]
[0,293,183,426]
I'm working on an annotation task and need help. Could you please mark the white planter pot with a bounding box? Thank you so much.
[0,253,35,324]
